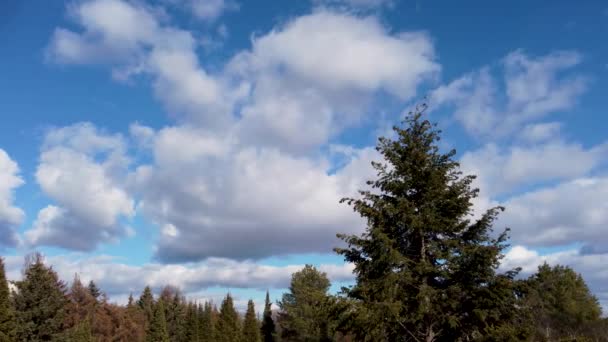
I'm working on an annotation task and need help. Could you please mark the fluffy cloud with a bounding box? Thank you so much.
[132,125,377,261]
[497,177,608,252]
[2,253,354,300]
[0,149,24,247]
[47,0,236,128]
[25,123,134,250]
[460,139,608,197]
[230,11,438,151]
[432,50,586,137]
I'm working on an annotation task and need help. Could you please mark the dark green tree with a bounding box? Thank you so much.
[0,257,16,342]
[217,294,241,342]
[13,253,68,341]
[138,286,155,327]
[260,291,275,342]
[147,299,170,342]
[87,280,101,301]
[200,301,215,342]
[277,265,332,342]
[335,106,522,341]
[184,302,200,342]
[66,317,93,342]
[242,299,260,342]
[524,263,603,340]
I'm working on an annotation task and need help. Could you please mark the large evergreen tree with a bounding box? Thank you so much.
[260,291,275,342]
[242,299,260,342]
[0,257,16,342]
[217,294,241,342]
[277,265,332,342]
[147,299,170,342]
[335,106,522,341]
[200,301,215,342]
[13,253,68,341]
[139,286,155,328]
[524,263,603,340]
[184,302,200,342]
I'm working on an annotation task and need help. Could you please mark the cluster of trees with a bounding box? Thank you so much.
[0,105,606,341]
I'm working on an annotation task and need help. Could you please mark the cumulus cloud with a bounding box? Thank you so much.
[132,125,377,261]
[0,149,24,247]
[460,139,608,197]
[47,0,237,128]
[497,177,608,252]
[2,253,354,301]
[431,50,586,137]
[230,11,438,151]
[25,123,135,250]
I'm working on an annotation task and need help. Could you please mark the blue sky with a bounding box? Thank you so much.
[1,0,608,311]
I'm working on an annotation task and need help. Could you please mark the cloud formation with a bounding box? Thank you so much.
[25,123,134,250]
[432,50,586,137]
[0,149,24,247]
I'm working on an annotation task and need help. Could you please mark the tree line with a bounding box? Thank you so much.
[0,104,606,341]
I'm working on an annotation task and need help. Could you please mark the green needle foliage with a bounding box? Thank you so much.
[335,105,522,341]
[147,299,170,342]
[277,265,332,342]
[0,257,16,342]
[242,299,261,342]
[217,294,241,342]
[260,291,276,342]
[13,253,68,342]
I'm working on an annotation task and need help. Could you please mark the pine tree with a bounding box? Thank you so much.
[184,302,200,342]
[200,301,215,342]
[0,257,16,342]
[217,294,241,342]
[13,253,68,341]
[147,299,170,342]
[242,299,261,342]
[260,291,276,342]
[277,265,332,342]
[87,280,101,301]
[139,286,155,327]
[335,106,522,341]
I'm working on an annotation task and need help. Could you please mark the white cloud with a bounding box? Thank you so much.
[229,10,438,151]
[431,50,586,137]
[48,0,236,128]
[2,254,354,303]
[133,125,376,261]
[25,123,135,250]
[189,0,238,22]
[497,177,608,252]
[0,149,24,247]
[518,122,562,143]
[461,139,608,197]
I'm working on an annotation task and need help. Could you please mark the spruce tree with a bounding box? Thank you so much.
[0,257,16,342]
[184,302,200,342]
[260,291,276,342]
[200,301,215,342]
[217,294,241,342]
[242,299,261,342]
[335,106,521,341]
[13,253,68,341]
[138,286,155,327]
[277,265,332,342]
[147,299,170,342]
[87,280,101,301]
